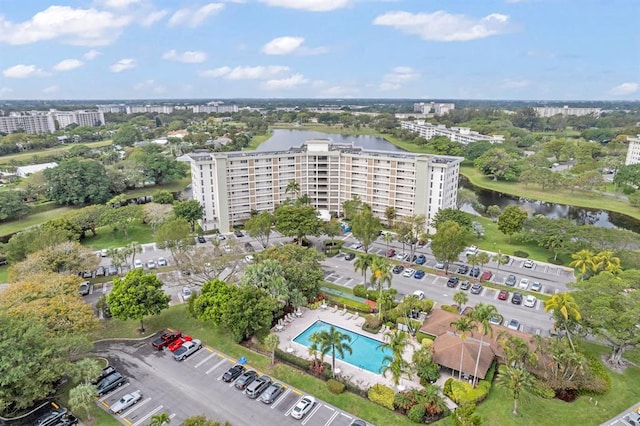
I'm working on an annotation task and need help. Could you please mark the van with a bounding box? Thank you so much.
[97,372,125,396]
[245,375,272,399]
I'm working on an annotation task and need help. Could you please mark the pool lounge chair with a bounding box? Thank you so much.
[331,305,338,313]
[344,313,352,320]
[339,308,347,316]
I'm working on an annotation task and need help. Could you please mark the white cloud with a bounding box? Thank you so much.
[3,64,48,78]
[260,0,351,12]
[53,59,84,71]
[101,0,142,8]
[263,73,309,90]
[261,36,326,55]
[200,65,290,79]
[133,79,166,93]
[43,85,60,94]
[140,9,168,27]
[373,10,511,42]
[168,3,224,28]
[162,50,207,63]
[609,82,638,95]
[499,78,531,89]
[379,66,419,90]
[83,49,101,60]
[109,58,136,72]
[0,5,131,46]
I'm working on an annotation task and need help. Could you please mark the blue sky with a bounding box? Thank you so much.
[0,0,638,100]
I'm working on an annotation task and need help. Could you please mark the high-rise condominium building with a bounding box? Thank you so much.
[533,105,601,118]
[625,135,640,166]
[0,113,56,134]
[413,102,456,116]
[181,139,463,233]
[401,121,504,144]
[53,110,105,128]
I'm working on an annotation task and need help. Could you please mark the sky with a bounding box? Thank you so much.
[0,0,638,101]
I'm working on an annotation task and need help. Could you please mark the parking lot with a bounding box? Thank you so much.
[94,335,368,426]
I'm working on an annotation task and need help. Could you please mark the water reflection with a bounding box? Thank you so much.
[257,129,403,152]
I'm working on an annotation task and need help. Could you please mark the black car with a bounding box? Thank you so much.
[512,293,523,305]
[197,235,206,244]
[234,230,244,238]
[259,383,285,404]
[470,283,483,294]
[446,276,459,288]
[246,375,272,399]
[344,252,355,261]
[92,366,117,385]
[222,364,246,382]
[235,370,258,390]
[96,372,125,396]
[469,267,480,278]
[460,280,471,291]
[36,408,68,426]
[457,265,469,274]
[244,242,255,252]
[392,265,404,274]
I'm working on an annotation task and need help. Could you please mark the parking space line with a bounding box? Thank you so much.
[195,352,217,368]
[324,410,339,426]
[301,403,323,425]
[271,388,290,409]
[121,397,151,417]
[209,358,229,375]
[123,419,132,425]
[98,382,130,402]
[339,413,353,421]
[130,405,163,426]
[284,398,299,416]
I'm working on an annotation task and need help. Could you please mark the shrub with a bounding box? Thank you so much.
[448,379,491,405]
[443,378,454,397]
[579,353,611,395]
[362,316,383,334]
[325,295,371,313]
[416,331,436,343]
[408,404,426,423]
[547,257,564,265]
[327,379,345,394]
[531,378,556,399]
[384,307,402,323]
[365,290,378,302]
[367,383,395,410]
[353,284,367,298]
[440,305,459,314]
[396,317,422,332]
[421,338,434,349]
[513,250,529,258]
[274,349,310,371]
[419,299,434,314]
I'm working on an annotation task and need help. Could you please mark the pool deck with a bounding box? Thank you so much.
[275,306,420,392]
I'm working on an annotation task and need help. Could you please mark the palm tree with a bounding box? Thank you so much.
[450,317,476,380]
[380,354,412,388]
[382,232,395,254]
[354,253,375,285]
[385,206,397,228]
[313,326,353,378]
[68,383,96,422]
[544,292,581,352]
[452,291,468,313]
[285,179,301,199]
[369,257,393,319]
[149,413,171,426]
[496,365,535,416]
[569,249,596,280]
[127,241,142,267]
[378,329,413,388]
[71,358,103,385]
[415,385,448,416]
[264,333,280,365]
[593,250,622,275]
[469,303,498,387]
[379,329,412,358]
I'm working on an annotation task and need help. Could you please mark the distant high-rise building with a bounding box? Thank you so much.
[401,121,504,145]
[413,102,456,116]
[125,105,174,114]
[625,135,640,166]
[53,110,105,128]
[533,105,601,118]
[0,112,56,134]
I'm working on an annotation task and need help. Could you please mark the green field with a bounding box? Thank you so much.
[80,222,156,250]
[0,206,75,236]
[245,132,272,150]
[0,140,114,165]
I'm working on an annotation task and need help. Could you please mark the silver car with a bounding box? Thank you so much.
[259,383,285,404]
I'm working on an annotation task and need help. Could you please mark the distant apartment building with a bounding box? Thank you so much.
[401,121,504,145]
[0,113,56,134]
[53,110,105,128]
[413,102,456,116]
[533,105,601,118]
[97,104,127,113]
[625,135,640,166]
[191,104,239,114]
[180,139,463,233]
[125,105,175,114]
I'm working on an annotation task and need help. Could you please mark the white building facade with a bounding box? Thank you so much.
[181,140,462,233]
[53,110,105,128]
[401,121,504,144]
[625,135,640,166]
[0,113,56,134]
[533,106,601,118]
[413,102,456,116]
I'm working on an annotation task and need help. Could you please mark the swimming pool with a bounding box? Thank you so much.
[293,320,392,374]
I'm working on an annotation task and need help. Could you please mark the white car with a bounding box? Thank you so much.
[291,396,316,419]
[146,260,157,269]
[507,318,520,331]
[245,255,254,263]
[182,287,193,301]
[395,252,407,261]
[518,278,529,290]
[223,245,232,253]
[157,257,167,267]
[523,259,535,268]
[402,268,415,278]
[412,290,425,300]
[100,249,108,257]
[530,281,542,292]
[524,295,537,308]
[349,242,363,250]
[109,391,142,414]
[134,259,143,269]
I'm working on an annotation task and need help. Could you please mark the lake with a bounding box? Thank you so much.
[257,129,403,152]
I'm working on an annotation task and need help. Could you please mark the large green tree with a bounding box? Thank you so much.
[67,205,108,237]
[350,205,381,253]
[223,286,276,342]
[2,226,72,263]
[189,278,233,325]
[44,159,112,205]
[173,200,204,232]
[497,206,528,243]
[8,241,98,281]
[113,123,141,146]
[100,204,143,239]
[244,211,274,248]
[274,204,322,244]
[433,208,472,231]
[258,244,324,301]
[613,164,640,188]
[107,269,171,332]
[138,151,187,185]
[155,217,192,263]
[474,148,520,181]
[0,190,30,221]
[430,220,468,274]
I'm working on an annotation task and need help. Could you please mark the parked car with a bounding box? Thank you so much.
[245,375,272,399]
[412,290,425,300]
[235,370,258,390]
[223,364,246,382]
[469,266,480,277]
[498,290,509,301]
[291,396,316,419]
[79,281,91,296]
[197,235,207,243]
[146,260,157,269]
[109,391,142,414]
[152,330,182,350]
[470,283,483,294]
[505,274,517,286]
[344,252,355,261]
[511,293,523,305]
[392,265,404,274]
[107,264,118,275]
[244,242,255,252]
[414,270,426,280]
[523,259,535,268]
[507,318,520,331]
[386,248,396,257]
[457,265,469,274]
[481,270,493,280]
[234,230,244,238]
[80,270,93,278]
[460,280,471,290]
[217,234,226,240]
[100,249,108,257]
[530,281,542,292]
[435,260,446,269]
[415,254,426,265]
[157,257,167,267]
[395,252,407,261]
[36,408,69,426]
[518,278,529,290]
[489,315,503,326]
[402,268,415,278]
[97,372,125,396]
[173,339,202,361]
[258,382,285,404]
[182,287,193,301]
[245,255,255,263]
[93,366,117,385]
[95,266,106,277]
[350,242,363,250]
[524,295,537,308]
[134,259,143,269]
[350,420,367,426]
[168,335,192,352]
[446,276,459,288]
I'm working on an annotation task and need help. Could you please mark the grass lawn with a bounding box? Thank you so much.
[91,304,412,426]
[0,206,75,236]
[461,165,640,222]
[0,265,8,283]
[80,222,155,250]
[245,133,271,150]
[123,177,191,198]
[0,140,114,165]
[57,377,120,426]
